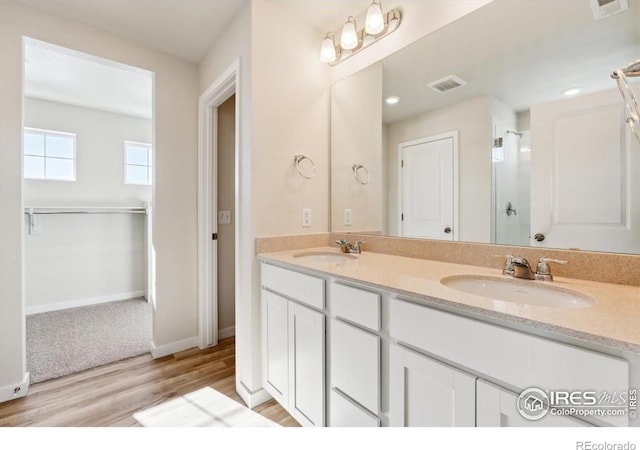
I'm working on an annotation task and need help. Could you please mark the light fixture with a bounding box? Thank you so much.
[385,96,400,105]
[365,1,385,35]
[563,87,581,96]
[341,17,359,50]
[320,32,337,63]
[319,3,402,65]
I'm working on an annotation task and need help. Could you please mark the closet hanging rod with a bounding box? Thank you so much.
[23,206,149,215]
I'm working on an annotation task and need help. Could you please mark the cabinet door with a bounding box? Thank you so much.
[261,290,289,407]
[288,302,325,427]
[389,344,476,427]
[331,319,380,414]
[476,380,592,427]
[330,388,380,427]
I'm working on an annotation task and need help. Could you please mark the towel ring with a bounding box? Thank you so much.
[294,155,316,179]
[352,164,370,185]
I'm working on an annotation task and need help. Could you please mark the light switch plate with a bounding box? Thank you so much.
[218,210,231,225]
[344,209,352,226]
[302,208,312,227]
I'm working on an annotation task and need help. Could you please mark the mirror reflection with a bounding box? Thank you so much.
[331,0,640,254]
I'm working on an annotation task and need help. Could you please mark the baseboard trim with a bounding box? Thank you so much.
[26,291,146,315]
[218,326,235,340]
[0,372,30,404]
[151,336,199,358]
[236,380,272,409]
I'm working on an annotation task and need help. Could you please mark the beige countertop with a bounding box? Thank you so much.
[258,247,640,354]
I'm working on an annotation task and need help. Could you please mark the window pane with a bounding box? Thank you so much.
[24,155,45,178]
[46,134,74,158]
[46,157,74,180]
[24,132,45,156]
[127,164,149,185]
[126,145,150,165]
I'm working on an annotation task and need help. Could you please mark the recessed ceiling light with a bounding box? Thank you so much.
[385,96,400,105]
[563,88,581,96]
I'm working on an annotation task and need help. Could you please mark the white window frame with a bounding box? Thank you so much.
[124,141,153,186]
[23,127,77,182]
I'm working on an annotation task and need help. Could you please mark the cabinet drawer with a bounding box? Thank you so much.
[329,389,379,427]
[389,298,629,426]
[331,282,380,331]
[331,319,380,414]
[262,263,324,309]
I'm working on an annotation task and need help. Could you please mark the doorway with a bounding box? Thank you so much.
[22,38,155,383]
[398,132,458,240]
[197,61,239,349]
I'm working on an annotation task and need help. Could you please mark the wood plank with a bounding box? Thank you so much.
[0,337,299,427]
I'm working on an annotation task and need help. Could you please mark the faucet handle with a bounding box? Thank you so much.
[352,240,365,253]
[493,254,514,275]
[535,258,568,281]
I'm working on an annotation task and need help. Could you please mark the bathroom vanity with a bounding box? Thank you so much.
[258,248,640,428]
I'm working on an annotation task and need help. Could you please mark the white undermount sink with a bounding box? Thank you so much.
[440,275,595,309]
[292,251,358,262]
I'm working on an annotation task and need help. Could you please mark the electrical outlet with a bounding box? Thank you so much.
[344,209,352,226]
[218,210,231,225]
[302,208,312,227]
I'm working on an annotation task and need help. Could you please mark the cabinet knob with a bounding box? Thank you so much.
[534,233,545,242]
[444,227,452,234]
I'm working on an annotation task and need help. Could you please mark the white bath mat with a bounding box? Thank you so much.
[133,387,281,427]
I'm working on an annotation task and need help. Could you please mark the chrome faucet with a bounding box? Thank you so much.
[335,239,365,254]
[512,257,535,280]
[496,255,568,281]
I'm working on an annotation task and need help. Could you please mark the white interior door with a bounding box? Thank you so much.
[400,133,457,240]
[531,89,640,253]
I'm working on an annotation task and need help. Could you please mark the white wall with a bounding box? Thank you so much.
[386,95,493,242]
[331,63,383,233]
[24,98,152,205]
[23,98,151,311]
[198,0,331,406]
[0,1,199,402]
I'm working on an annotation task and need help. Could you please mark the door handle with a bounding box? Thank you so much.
[444,227,452,234]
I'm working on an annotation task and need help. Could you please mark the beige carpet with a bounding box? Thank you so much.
[26,298,152,383]
[134,387,281,427]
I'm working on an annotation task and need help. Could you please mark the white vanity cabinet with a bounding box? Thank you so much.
[261,263,325,427]
[476,380,590,427]
[389,297,628,427]
[390,344,476,427]
[328,282,381,427]
[259,259,635,428]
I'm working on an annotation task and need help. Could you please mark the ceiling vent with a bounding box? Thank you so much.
[591,0,628,20]
[427,75,467,93]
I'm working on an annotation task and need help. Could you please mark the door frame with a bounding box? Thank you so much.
[397,131,459,240]
[197,59,240,349]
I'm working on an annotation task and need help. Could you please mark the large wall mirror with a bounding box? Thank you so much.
[331,0,640,254]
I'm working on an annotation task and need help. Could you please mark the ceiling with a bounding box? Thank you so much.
[10,0,401,62]
[11,0,249,63]
[381,0,640,124]
[25,38,153,119]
